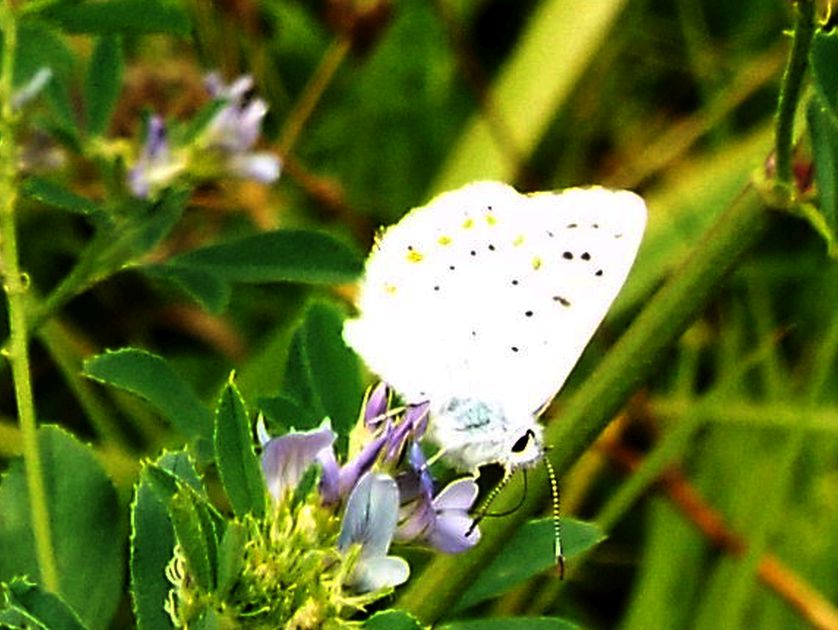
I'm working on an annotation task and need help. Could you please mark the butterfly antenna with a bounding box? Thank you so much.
[485,468,529,518]
[467,466,531,535]
[543,455,565,579]
[467,468,511,535]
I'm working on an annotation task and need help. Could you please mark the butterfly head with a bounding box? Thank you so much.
[505,423,544,470]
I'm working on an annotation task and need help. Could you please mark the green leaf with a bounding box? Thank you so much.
[21,177,101,216]
[811,28,838,123]
[216,521,245,599]
[0,426,122,630]
[130,467,177,630]
[214,376,267,519]
[0,578,88,630]
[142,455,213,510]
[290,464,320,509]
[142,264,231,313]
[807,97,838,256]
[454,518,604,612]
[168,230,363,285]
[107,188,188,261]
[84,348,212,443]
[168,489,215,591]
[15,21,79,140]
[364,609,422,629]
[39,0,191,35]
[440,618,578,630]
[192,609,221,630]
[14,21,74,88]
[257,393,322,434]
[174,98,226,144]
[282,330,319,412]
[285,302,362,438]
[45,76,81,144]
[131,450,206,629]
[141,456,223,600]
[157,449,205,492]
[84,35,123,136]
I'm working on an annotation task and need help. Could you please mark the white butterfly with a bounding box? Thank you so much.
[344,181,646,474]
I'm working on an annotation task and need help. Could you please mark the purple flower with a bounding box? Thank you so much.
[363,382,390,430]
[317,425,389,505]
[383,402,429,462]
[260,421,336,502]
[127,115,185,199]
[338,472,410,592]
[316,387,421,503]
[257,415,388,506]
[227,153,281,183]
[396,442,481,553]
[200,73,281,184]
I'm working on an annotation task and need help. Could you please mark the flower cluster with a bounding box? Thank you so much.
[128,72,281,199]
[166,383,481,627]
[258,382,482,593]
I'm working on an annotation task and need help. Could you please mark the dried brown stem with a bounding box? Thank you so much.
[603,441,838,630]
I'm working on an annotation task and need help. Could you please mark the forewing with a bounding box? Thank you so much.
[344,182,647,412]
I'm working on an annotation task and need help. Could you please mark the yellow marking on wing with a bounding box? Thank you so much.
[486,214,497,226]
[384,283,397,295]
[532,256,542,270]
[462,218,474,229]
[407,250,424,263]
[438,235,452,245]
[513,234,525,246]
[372,229,385,251]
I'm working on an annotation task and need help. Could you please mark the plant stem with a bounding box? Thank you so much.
[38,319,127,446]
[0,2,59,591]
[397,185,772,623]
[774,0,816,188]
[278,37,350,157]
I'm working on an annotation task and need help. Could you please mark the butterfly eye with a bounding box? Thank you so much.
[511,429,535,453]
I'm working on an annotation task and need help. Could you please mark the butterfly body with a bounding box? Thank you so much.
[344,181,646,473]
[426,397,543,473]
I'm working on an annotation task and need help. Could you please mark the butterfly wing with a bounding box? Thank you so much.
[343,181,647,416]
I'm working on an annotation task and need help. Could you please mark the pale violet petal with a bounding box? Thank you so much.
[350,556,410,592]
[316,446,340,504]
[228,153,281,183]
[363,382,390,428]
[203,71,225,98]
[432,477,479,511]
[261,424,335,501]
[429,512,480,553]
[226,74,254,100]
[338,472,399,558]
[394,498,433,542]
[236,99,269,148]
[337,430,388,498]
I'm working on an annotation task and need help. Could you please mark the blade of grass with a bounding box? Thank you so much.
[432,0,630,191]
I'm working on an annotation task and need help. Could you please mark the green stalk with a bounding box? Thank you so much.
[0,2,59,591]
[397,186,772,623]
[38,319,127,446]
[774,0,816,188]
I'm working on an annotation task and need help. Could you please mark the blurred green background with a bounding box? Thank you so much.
[0,1,836,628]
